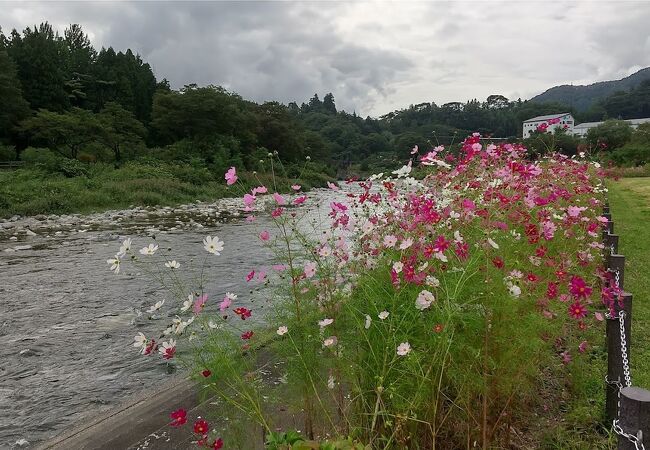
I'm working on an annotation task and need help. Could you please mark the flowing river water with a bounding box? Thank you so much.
[0,188,341,449]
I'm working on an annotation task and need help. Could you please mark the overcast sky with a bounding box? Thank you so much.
[3,1,650,116]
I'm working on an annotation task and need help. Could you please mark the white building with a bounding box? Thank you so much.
[572,117,650,138]
[522,113,575,138]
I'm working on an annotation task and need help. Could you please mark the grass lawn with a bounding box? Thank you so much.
[607,177,650,389]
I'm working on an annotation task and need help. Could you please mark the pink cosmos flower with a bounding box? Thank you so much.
[252,186,267,195]
[578,341,588,353]
[595,311,604,321]
[291,184,301,191]
[327,181,340,190]
[159,340,176,360]
[561,351,571,365]
[225,167,237,185]
[304,261,317,278]
[233,307,252,320]
[259,230,270,241]
[273,192,287,205]
[569,275,592,299]
[241,331,254,340]
[271,208,284,218]
[567,206,586,218]
[293,195,307,205]
[170,408,187,427]
[461,199,476,211]
[243,193,256,207]
[246,270,255,282]
[568,300,588,319]
[246,215,256,223]
[220,293,236,312]
[193,294,208,314]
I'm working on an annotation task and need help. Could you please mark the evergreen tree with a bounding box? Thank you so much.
[323,93,337,114]
[0,49,31,143]
[7,23,69,111]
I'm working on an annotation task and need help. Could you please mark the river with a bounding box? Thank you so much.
[0,188,340,449]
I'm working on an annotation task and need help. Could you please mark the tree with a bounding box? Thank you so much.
[486,95,509,109]
[7,23,69,111]
[0,49,30,144]
[20,108,103,159]
[323,93,337,114]
[64,24,96,108]
[586,120,633,150]
[97,102,147,162]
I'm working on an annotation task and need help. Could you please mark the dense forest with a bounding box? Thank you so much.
[530,67,650,112]
[1,22,650,175]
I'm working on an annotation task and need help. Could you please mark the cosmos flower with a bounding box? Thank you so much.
[397,342,411,356]
[203,236,224,255]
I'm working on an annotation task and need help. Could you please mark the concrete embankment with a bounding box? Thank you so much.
[36,378,205,450]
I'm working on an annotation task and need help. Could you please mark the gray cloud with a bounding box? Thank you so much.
[2,1,650,116]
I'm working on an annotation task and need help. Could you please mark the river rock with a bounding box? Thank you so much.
[25,229,37,236]
[14,245,32,251]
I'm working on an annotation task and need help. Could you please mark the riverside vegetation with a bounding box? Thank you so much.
[108,135,624,449]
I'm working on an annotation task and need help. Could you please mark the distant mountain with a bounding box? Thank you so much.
[530,67,650,111]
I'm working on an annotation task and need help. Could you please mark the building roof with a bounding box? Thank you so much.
[574,122,602,129]
[523,113,572,123]
[628,118,650,125]
[574,118,650,129]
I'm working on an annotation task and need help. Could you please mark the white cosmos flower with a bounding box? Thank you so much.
[139,243,159,255]
[170,316,194,334]
[435,252,448,263]
[147,299,165,313]
[133,332,147,351]
[164,260,180,269]
[276,326,288,336]
[415,290,435,311]
[318,318,334,328]
[392,261,404,273]
[118,238,132,257]
[107,255,121,274]
[323,336,337,347]
[224,292,238,301]
[487,238,499,249]
[181,295,192,312]
[399,238,413,250]
[426,276,440,288]
[391,163,412,178]
[203,236,224,255]
[397,342,411,356]
[378,311,389,320]
[208,320,221,329]
[508,283,522,298]
[453,231,464,243]
[364,315,372,329]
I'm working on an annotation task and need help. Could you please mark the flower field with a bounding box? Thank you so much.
[111,136,616,449]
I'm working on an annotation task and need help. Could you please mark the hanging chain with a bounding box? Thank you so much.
[615,269,621,289]
[613,419,646,450]
[611,243,615,255]
[619,310,632,388]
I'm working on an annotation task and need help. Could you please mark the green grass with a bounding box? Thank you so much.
[607,177,650,389]
[0,161,334,218]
